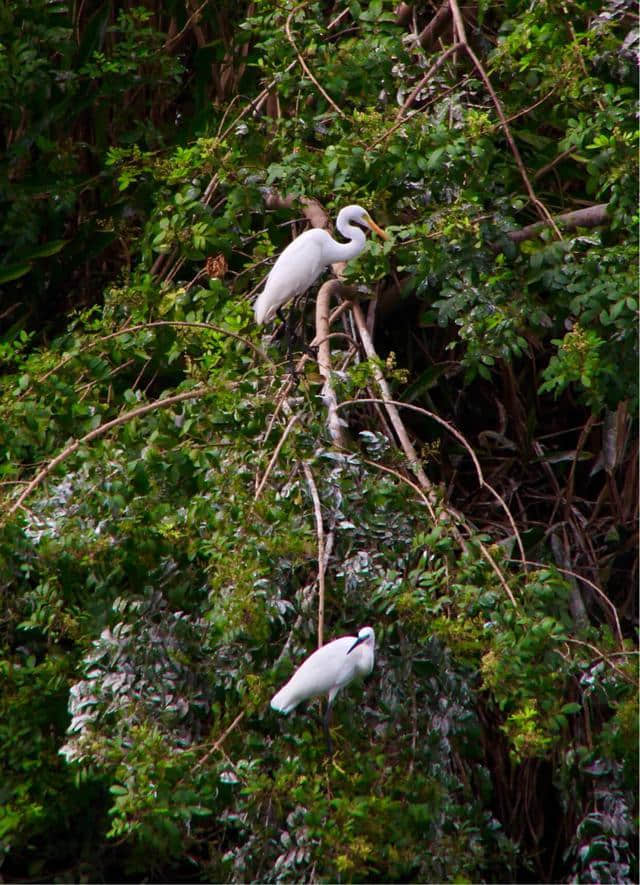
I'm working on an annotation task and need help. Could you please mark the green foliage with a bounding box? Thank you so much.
[0,0,636,881]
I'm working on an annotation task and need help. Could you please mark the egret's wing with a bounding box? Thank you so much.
[256,231,330,323]
[270,636,355,713]
[266,232,327,293]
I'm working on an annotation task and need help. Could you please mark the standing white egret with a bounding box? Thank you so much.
[270,626,375,752]
[254,206,389,325]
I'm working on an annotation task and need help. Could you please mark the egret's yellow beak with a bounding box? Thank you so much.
[363,214,390,241]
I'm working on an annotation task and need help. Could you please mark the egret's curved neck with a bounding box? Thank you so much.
[324,219,366,264]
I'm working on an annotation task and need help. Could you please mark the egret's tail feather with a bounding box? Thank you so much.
[254,291,266,324]
[270,685,297,714]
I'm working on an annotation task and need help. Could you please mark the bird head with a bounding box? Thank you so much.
[347,626,375,654]
[338,205,389,241]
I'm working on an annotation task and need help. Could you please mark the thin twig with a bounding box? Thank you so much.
[508,558,623,646]
[220,61,298,142]
[533,146,577,181]
[394,42,463,122]
[338,395,527,571]
[194,710,246,770]
[6,387,208,518]
[555,638,636,686]
[302,462,327,648]
[350,303,436,501]
[37,320,271,389]
[285,2,347,119]
[475,534,519,607]
[254,414,299,500]
[163,0,210,49]
[446,0,560,236]
[358,455,437,522]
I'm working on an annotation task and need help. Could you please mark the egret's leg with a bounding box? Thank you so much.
[298,291,320,358]
[323,701,334,755]
[282,306,299,377]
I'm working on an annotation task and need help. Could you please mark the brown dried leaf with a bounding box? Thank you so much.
[205,254,227,279]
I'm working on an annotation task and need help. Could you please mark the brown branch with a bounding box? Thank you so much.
[394,42,463,122]
[6,387,209,519]
[445,0,560,236]
[395,3,413,27]
[533,146,578,181]
[258,303,352,448]
[418,2,451,50]
[263,192,329,229]
[302,462,327,648]
[220,61,298,142]
[315,281,352,448]
[338,395,527,574]
[350,303,437,503]
[507,203,610,243]
[163,0,210,50]
[254,413,299,500]
[194,710,246,770]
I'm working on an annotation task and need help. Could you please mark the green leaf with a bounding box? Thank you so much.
[0,263,32,284]
[561,703,581,715]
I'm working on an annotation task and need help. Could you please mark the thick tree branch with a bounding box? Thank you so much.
[315,280,352,448]
[508,203,609,243]
[263,192,329,230]
[418,2,451,50]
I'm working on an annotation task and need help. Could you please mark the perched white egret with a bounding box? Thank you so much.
[271,626,375,752]
[254,206,389,324]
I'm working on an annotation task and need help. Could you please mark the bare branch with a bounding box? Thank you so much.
[254,413,299,500]
[302,462,327,648]
[417,2,451,50]
[315,281,352,448]
[446,0,560,236]
[512,558,623,647]
[194,710,246,770]
[338,395,527,572]
[350,304,437,503]
[394,43,463,123]
[395,3,413,27]
[508,203,610,243]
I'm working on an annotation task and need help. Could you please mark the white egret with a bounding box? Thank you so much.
[254,206,389,325]
[271,626,375,752]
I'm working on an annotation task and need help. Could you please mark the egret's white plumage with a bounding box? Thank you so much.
[271,626,375,714]
[254,206,388,324]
